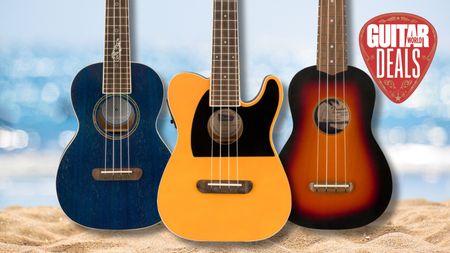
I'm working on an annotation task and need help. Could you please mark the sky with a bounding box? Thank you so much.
[0,0,449,207]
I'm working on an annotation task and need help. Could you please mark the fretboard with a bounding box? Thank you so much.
[103,0,131,94]
[317,0,348,75]
[210,0,241,107]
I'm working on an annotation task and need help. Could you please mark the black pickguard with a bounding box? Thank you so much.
[191,80,280,157]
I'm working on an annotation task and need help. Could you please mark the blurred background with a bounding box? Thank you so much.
[0,0,449,208]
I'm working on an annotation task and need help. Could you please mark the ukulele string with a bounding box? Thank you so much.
[210,0,217,185]
[334,0,338,186]
[119,0,123,173]
[316,0,323,186]
[325,0,330,188]
[127,0,131,171]
[227,0,231,188]
[112,0,117,173]
[219,0,223,187]
[103,0,109,172]
[235,0,240,185]
[342,0,347,185]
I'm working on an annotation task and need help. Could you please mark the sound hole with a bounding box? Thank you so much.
[314,98,350,134]
[207,108,244,145]
[93,95,140,140]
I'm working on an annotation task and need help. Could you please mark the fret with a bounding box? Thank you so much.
[213,29,238,33]
[104,37,130,41]
[214,9,238,11]
[318,4,345,12]
[103,76,131,80]
[212,48,238,54]
[317,37,348,44]
[211,84,240,87]
[210,95,240,99]
[210,100,240,103]
[213,20,237,24]
[210,99,240,102]
[213,45,239,50]
[103,87,131,90]
[212,69,239,73]
[106,10,128,16]
[212,45,238,49]
[212,63,238,68]
[103,90,131,92]
[104,75,131,79]
[212,60,239,63]
[103,89,132,92]
[103,76,131,79]
[318,26,346,31]
[103,61,131,65]
[103,85,131,88]
[103,65,131,69]
[209,103,241,107]
[103,59,130,63]
[213,13,238,19]
[103,81,131,84]
[103,91,132,94]
[103,88,131,91]
[103,83,131,86]
[105,32,130,35]
[212,52,238,54]
[211,77,239,81]
[210,91,240,94]
[103,61,130,64]
[212,32,238,39]
[317,64,348,67]
[103,74,130,77]
[210,92,240,94]
[213,37,238,43]
[213,54,237,59]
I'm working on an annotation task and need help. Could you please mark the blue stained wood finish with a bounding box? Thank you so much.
[57,63,170,230]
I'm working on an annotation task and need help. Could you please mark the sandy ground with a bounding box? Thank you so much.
[0,199,449,253]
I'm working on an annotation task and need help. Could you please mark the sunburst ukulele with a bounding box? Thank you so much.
[280,0,392,229]
[56,0,170,230]
[158,0,291,242]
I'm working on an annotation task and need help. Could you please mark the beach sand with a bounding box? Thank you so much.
[0,199,449,253]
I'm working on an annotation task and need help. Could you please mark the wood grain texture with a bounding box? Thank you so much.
[158,73,291,242]
[56,63,170,230]
[280,66,392,229]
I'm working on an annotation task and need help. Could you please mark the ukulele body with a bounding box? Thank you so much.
[56,63,170,230]
[158,73,291,241]
[280,66,392,229]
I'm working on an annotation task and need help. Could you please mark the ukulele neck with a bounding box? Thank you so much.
[210,0,241,107]
[317,0,348,75]
[103,0,132,94]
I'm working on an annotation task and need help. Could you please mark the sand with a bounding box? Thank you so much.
[0,199,449,253]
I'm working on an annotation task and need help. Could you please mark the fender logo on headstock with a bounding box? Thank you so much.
[359,13,438,103]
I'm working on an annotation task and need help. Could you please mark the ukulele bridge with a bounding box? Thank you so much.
[92,168,142,181]
[197,180,253,194]
[309,182,354,193]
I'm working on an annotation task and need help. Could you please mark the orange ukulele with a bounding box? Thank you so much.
[158,0,291,242]
[280,0,392,229]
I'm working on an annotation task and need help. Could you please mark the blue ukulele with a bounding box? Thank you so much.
[56,0,170,230]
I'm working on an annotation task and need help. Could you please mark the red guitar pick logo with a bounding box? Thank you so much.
[359,13,438,103]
